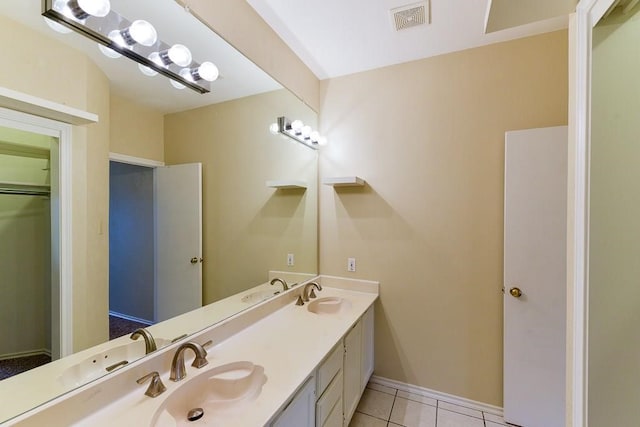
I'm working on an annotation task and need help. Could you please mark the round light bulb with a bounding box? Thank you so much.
[291,120,303,132]
[170,79,186,90]
[310,131,320,142]
[138,63,158,77]
[128,20,157,46]
[52,0,78,20]
[148,52,166,68]
[178,68,195,82]
[107,29,127,48]
[269,123,280,135]
[197,62,219,82]
[98,43,121,58]
[318,136,328,146]
[77,0,111,17]
[301,125,312,138]
[43,16,72,34]
[168,44,192,67]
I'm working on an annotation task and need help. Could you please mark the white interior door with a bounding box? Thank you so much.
[503,126,567,427]
[155,163,202,322]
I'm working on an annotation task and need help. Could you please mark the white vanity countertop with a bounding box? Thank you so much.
[9,277,378,427]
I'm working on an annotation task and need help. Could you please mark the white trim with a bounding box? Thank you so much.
[108,311,153,326]
[109,152,165,168]
[571,1,616,426]
[0,107,74,360]
[0,87,98,125]
[369,375,503,416]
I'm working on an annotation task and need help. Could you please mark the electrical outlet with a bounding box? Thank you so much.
[347,257,356,272]
[287,253,294,266]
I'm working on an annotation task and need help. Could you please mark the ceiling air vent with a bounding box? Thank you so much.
[390,1,429,31]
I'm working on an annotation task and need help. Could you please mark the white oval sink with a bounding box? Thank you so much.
[57,338,171,387]
[307,297,352,315]
[240,289,277,304]
[151,361,267,426]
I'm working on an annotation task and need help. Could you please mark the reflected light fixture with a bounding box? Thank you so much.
[270,117,327,149]
[42,0,219,93]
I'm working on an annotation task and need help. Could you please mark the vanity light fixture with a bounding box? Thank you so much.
[270,116,327,149]
[41,0,219,94]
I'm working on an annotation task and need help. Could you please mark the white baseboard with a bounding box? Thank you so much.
[109,311,153,326]
[0,348,51,361]
[370,375,503,416]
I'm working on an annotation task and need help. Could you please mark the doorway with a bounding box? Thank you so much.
[0,108,71,378]
[109,160,155,338]
[108,156,203,338]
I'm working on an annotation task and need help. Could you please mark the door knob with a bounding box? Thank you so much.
[509,287,523,298]
[190,257,198,264]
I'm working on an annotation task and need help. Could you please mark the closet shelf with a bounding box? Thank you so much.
[266,180,307,189]
[322,176,365,187]
[0,181,50,196]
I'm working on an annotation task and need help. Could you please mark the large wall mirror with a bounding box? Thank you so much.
[0,0,317,422]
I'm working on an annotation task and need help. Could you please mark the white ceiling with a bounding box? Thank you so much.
[246,0,573,79]
[0,0,282,113]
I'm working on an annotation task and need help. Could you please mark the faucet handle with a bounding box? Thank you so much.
[137,371,166,398]
[295,295,305,306]
[309,288,317,299]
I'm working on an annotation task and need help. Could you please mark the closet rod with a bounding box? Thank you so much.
[0,187,50,197]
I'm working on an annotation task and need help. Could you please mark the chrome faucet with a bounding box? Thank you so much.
[302,282,322,302]
[130,328,157,354]
[170,342,209,381]
[270,277,289,292]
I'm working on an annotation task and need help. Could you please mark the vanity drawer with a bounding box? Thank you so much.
[316,370,343,427]
[317,341,343,396]
[322,397,343,427]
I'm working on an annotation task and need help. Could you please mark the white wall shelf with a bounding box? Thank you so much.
[266,180,307,189]
[322,176,365,187]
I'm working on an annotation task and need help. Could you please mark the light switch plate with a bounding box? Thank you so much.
[347,257,356,272]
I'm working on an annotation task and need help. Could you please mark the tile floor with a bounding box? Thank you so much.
[350,382,510,427]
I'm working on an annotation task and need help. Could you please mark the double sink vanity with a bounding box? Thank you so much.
[5,275,378,426]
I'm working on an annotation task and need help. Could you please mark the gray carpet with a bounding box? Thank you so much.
[0,354,51,380]
[109,315,152,340]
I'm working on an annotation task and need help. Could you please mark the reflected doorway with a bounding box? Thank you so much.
[0,124,55,379]
[109,161,155,338]
[108,157,202,339]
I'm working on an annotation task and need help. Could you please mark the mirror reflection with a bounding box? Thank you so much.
[0,0,317,421]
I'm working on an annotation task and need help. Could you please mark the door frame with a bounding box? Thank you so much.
[570,0,616,426]
[0,107,73,359]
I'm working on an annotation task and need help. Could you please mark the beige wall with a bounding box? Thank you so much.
[0,15,110,352]
[319,30,568,405]
[589,13,640,426]
[165,89,318,303]
[178,0,320,112]
[110,94,164,162]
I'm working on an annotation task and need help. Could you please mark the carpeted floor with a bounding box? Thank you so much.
[0,354,51,380]
[109,315,152,340]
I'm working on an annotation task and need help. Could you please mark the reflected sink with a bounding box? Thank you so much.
[307,297,352,315]
[240,289,278,304]
[58,338,171,387]
[151,361,267,426]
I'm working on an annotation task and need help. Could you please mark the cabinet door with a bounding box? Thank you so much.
[361,306,374,392]
[272,376,315,427]
[343,320,362,426]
